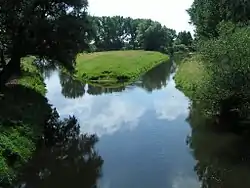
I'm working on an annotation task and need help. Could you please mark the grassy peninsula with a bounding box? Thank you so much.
[75,50,169,86]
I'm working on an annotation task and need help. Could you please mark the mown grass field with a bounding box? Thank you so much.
[75,50,169,86]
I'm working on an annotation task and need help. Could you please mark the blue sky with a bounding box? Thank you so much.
[88,0,194,33]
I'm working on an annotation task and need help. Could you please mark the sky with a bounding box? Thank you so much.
[88,0,194,33]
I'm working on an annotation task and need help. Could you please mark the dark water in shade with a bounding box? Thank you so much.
[43,61,200,188]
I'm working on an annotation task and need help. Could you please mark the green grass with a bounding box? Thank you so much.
[174,54,207,99]
[18,56,47,96]
[75,50,169,86]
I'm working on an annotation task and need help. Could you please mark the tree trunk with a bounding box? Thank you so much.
[0,49,6,67]
[0,55,21,90]
[9,56,21,76]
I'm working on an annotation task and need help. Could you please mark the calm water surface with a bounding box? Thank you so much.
[44,61,200,188]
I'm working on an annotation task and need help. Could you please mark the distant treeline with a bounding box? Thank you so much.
[88,16,193,53]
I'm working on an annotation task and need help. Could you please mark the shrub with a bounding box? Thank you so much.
[198,22,250,116]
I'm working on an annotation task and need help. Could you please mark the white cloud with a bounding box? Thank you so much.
[154,77,189,121]
[88,0,194,33]
[171,173,200,188]
[58,94,146,137]
[45,73,146,137]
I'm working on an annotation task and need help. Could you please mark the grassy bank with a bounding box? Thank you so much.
[75,50,169,86]
[174,54,207,99]
[18,56,47,95]
[0,57,50,185]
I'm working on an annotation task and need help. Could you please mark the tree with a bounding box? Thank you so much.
[0,0,91,85]
[90,16,176,52]
[176,31,193,46]
[91,16,128,51]
[188,0,221,39]
[188,0,250,39]
[196,23,250,116]
[137,20,176,52]
[125,18,142,49]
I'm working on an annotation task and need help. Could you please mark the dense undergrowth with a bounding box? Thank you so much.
[175,24,250,119]
[0,56,51,185]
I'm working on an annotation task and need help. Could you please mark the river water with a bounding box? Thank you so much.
[42,61,200,188]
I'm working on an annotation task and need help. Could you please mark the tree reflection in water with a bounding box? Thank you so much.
[87,84,126,95]
[136,61,173,92]
[187,103,250,188]
[58,61,174,98]
[59,72,86,99]
[14,109,103,188]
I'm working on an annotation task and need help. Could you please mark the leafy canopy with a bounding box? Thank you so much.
[188,0,250,38]
[0,0,91,71]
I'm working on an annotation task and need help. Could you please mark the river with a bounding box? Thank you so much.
[7,59,250,188]
[42,60,200,188]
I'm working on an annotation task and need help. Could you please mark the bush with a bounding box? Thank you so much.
[174,44,187,51]
[198,22,250,116]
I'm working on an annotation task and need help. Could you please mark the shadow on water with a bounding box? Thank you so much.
[59,72,127,98]
[134,60,174,92]
[59,72,86,99]
[0,83,103,187]
[13,110,103,188]
[87,84,126,95]
[187,102,250,188]
[57,60,174,99]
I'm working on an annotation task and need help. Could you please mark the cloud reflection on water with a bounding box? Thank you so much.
[154,77,189,121]
[45,72,190,137]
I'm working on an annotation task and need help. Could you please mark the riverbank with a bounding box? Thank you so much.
[174,54,206,99]
[75,50,169,86]
[0,56,50,185]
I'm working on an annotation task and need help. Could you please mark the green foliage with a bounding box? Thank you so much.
[186,0,250,118]
[90,16,176,52]
[188,0,250,39]
[188,0,221,38]
[0,123,35,184]
[91,16,130,51]
[75,50,169,86]
[173,31,194,52]
[197,24,250,115]
[0,0,91,79]
[176,23,250,117]
[173,44,189,53]
[175,31,193,46]
[0,63,103,186]
[136,20,176,52]
[18,56,47,95]
[0,57,51,185]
